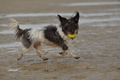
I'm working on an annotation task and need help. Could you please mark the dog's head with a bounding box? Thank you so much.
[58,12,79,39]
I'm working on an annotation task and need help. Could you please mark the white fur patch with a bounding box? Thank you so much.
[57,27,71,44]
[28,26,71,47]
[29,28,45,43]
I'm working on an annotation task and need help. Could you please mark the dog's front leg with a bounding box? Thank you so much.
[65,49,80,59]
[60,44,80,59]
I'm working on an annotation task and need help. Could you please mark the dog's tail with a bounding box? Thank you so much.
[9,18,24,40]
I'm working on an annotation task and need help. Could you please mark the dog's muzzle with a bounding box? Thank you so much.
[68,34,77,39]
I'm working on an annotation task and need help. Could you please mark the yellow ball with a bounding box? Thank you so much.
[68,34,77,38]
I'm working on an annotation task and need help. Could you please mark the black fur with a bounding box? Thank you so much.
[15,25,24,40]
[21,28,32,48]
[15,26,32,48]
[44,25,68,50]
[10,12,80,60]
[58,12,79,35]
[44,12,79,50]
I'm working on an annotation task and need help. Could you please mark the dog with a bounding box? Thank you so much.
[9,12,80,60]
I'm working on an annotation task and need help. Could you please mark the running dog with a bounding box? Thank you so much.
[9,12,80,60]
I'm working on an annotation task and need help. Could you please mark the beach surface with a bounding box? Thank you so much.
[0,0,120,80]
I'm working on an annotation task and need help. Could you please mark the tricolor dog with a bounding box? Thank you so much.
[9,12,80,60]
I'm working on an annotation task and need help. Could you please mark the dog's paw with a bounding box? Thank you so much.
[59,52,68,56]
[74,56,80,59]
[17,58,20,60]
[43,58,49,61]
[17,56,22,60]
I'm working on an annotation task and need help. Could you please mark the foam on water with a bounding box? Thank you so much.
[8,68,21,72]
[62,1,120,6]
[0,12,119,18]
[0,13,72,18]
[80,17,120,24]
[91,23,120,27]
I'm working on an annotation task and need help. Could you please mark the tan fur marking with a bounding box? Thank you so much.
[34,43,48,60]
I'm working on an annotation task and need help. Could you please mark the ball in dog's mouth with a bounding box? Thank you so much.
[68,33,77,39]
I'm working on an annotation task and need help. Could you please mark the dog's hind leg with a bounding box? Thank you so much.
[34,43,48,60]
[17,47,30,60]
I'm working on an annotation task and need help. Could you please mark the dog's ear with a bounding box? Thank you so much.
[72,12,79,24]
[58,15,67,24]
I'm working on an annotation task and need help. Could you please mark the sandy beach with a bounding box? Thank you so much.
[0,0,120,80]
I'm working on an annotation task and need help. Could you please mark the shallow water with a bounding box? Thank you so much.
[8,68,21,72]
[0,0,120,80]
[0,12,120,34]
[0,42,21,48]
[0,12,119,18]
[63,1,120,6]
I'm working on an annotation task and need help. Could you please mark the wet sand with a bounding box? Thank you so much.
[0,0,120,80]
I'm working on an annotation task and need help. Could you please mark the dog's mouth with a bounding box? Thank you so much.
[67,33,77,39]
